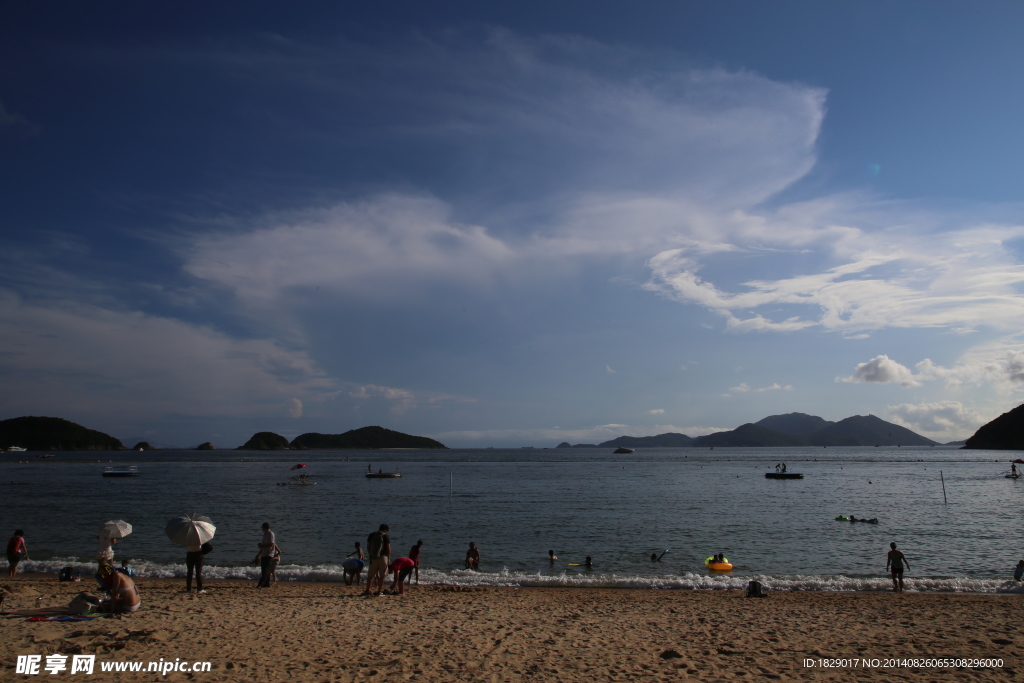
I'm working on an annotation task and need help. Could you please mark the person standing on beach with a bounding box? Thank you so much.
[96,533,116,567]
[256,522,276,588]
[185,540,205,594]
[409,540,423,584]
[6,530,27,578]
[365,524,390,595]
[465,542,480,570]
[886,542,910,592]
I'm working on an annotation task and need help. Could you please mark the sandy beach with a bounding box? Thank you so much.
[1,575,1020,681]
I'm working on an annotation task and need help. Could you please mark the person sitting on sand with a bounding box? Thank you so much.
[1014,560,1024,581]
[388,556,416,595]
[886,542,910,593]
[118,559,137,577]
[107,568,141,613]
[6,529,27,578]
[465,542,480,570]
[97,561,141,613]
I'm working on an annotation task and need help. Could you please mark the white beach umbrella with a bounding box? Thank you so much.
[165,513,216,547]
[99,519,133,539]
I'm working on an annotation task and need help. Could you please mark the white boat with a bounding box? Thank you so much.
[7,446,27,452]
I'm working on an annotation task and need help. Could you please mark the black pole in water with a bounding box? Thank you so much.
[450,471,452,506]
[940,470,947,504]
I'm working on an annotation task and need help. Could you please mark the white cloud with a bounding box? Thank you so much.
[840,355,920,387]
[606,365,616,374]
[0,289,337,423]
[645,212,1024,335]
[729,382,793,393]
[886,401,985,440]
[179,37,828,316]
[649,408,665,415]
[286,398,303,418]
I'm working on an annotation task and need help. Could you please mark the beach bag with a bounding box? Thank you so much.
[200,542,213,555]
[58,567,74,582]
[746,580,767,598]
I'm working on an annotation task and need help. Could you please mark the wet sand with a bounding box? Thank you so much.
[1,576,1020,681]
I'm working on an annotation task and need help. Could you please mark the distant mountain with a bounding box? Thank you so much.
[755,413,834,435]
[599,433,694,448]
[555,414,936,449]
[693,424,808,447]
[0,416,124,451]
[963,404,1024,450]
[291,426,447,450]
[555,442,598,448]
[238,432,291,450]
[810,415,937,447]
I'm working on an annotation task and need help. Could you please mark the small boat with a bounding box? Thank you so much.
[1005,474,1020,479]
[765,472,803,479]
[36,454,55,459]
[366,472,401,479]
[102,466,139,477]
[7,446,27,452]
[613,447,635,454]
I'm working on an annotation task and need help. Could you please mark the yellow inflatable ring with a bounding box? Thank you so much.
[705,556,733,571]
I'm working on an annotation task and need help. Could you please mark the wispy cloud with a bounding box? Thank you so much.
[729,382,793,393]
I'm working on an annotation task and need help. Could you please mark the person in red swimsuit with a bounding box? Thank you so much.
[388,557,416,595]
[6,530,27,578]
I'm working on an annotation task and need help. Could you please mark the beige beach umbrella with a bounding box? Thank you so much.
[99,519,133,539]
[165,513,216,547]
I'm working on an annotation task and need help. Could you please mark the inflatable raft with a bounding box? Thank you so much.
[705,556,733,571]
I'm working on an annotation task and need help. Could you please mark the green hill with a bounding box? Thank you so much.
[238,432,291,450]
[755,412,834,435]
[964,404,1024,450]
[0,416,124,451]
[693,424,808,447]
[599,433,694,448]
[810,415,937,447]
[290,426,446,450]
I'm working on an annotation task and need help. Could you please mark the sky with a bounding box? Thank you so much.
[2,1,1023,448]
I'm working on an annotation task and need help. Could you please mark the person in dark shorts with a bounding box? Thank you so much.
[256,522,276,588]
[465,542,480,570]
[6,530,27,578]
[886,542,910,592]
[365,524,391,596]
[388,556,416,595]
[408,540,423,584]
[185,540,205,593]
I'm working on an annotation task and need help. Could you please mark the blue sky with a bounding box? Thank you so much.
[2,2,1023,447]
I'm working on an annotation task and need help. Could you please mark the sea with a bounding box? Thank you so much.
[2,446,1023,593]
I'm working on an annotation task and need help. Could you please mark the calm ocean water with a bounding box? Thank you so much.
[2,446,1023,593]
